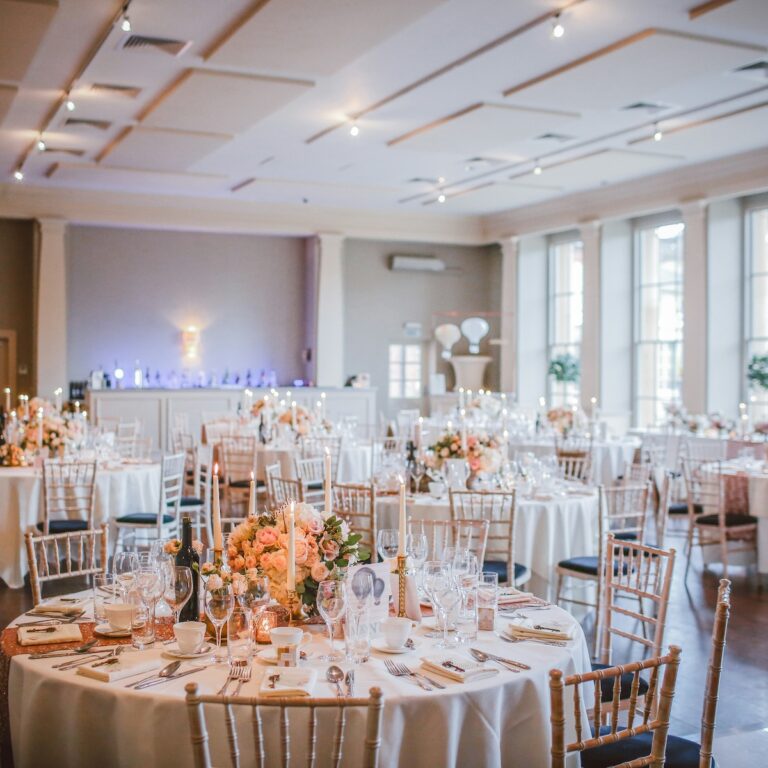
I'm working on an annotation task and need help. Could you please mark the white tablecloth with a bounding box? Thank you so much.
[0,464,160,588]
[254,443,371,483]
[7,598,591,768]
[378,491,598,598]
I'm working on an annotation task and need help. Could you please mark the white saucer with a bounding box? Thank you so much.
[371,639,417,654]
[163,643,214,660]
[93,622,131,638]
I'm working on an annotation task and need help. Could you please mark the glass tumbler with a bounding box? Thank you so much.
[227,606,254,664]
[129,591,154,649]
[93,573,115,623]
[344,604,371,664]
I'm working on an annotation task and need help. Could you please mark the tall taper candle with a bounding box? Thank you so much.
[3,387,10,413]
[212,463,222,555]
[324,448,332,514]
[460,408,468,454]
[415,416,423,453]
[54,388,63,413]
[248,470,256,517]
[36,408,43,450]
[287,501,296,591]
[398,480,407,557]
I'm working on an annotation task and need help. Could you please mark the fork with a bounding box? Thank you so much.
[217,660,247,696]
[230,664,252,697]
[384,659,433,691]
[498,634,567,648]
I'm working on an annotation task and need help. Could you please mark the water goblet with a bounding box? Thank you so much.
[205,582,235,663]
[376,529,400,561]
[162,564,193,625]
[316,580,347,662]
[113,551,139,600]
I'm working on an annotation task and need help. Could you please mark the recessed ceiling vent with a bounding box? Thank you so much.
[536,132,575,142]
[42,147,86,156]
[733,61,768,80]
[463,156,506,172]
[622,101,672,114]
[91,83,142,98]
[407,176,440,184]
[64,117,112,130]
[118,34,191,56]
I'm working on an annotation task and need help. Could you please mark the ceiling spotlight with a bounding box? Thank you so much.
[437,176,445,184]
[653,124,663,142]
[13,169,24,182]
[65,98,76,112]
[551,13,565,39]
[37,138,46,151]
[121,15,131,32]
[437,193,446,203]
[533,161,543,175]
[349,123,359,137]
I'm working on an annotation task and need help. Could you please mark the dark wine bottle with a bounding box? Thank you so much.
[175,516,200,621]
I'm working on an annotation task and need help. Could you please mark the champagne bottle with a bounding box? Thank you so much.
[175,516,199,621]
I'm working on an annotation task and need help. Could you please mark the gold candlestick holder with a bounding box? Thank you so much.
[397,555,407,618]
[286,589,305,625]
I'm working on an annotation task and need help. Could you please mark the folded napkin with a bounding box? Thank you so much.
[259,668,317,698]
[505,618,573,642]
[17,624,83,646]
[497,589,547,608]
[389,572,422,623]
[421,653,499,683]
[77,655,162,683]
[28,598,87,616]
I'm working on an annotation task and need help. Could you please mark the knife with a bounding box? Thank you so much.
[345,670,354,697]
[134,666,209,690]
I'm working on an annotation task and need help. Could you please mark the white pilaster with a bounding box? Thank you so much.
[681,201,708,413]
[498,236,519,396]
[35,218,68,398]
[579,221,601,411]
[314,232,345,387]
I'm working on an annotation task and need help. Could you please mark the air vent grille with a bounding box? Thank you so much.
[42,147,86,156]
[622,101,671,114]
[733,61,768,80]
[119,34,191,56]
[407,176,440,184]
[64,118,112,130]
[536,132,575,142]
[91,83,142,98]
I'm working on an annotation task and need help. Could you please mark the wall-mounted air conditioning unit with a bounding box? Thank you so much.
[389,254,446,272]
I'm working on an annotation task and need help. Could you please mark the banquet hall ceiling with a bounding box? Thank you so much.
[1,0,767,215]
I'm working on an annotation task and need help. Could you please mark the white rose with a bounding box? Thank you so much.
[207,574,223,590]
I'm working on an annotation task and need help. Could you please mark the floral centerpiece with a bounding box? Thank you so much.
[707,412,733,434]
[548,353,580,383]
[547,407,574,435]
[226,502,367,615]
[0,444,27,467]
[466,393,502,419]
[747,354,768,391]
[427,431,503,474]
[428,430,466,463]
[755,421,768,436]
[251,397,317,436]
[3,398,82,459]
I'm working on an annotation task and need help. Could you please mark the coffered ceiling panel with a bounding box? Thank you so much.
[47,162,227,194]
[233,176,402,208]
[512,148,683,188]
[101,126,232,172]
[691,0,768,30]
[391,103,580,156]
[0,85,18,126]
[427,181,564,213]
[205,0,446,77]
[141,70,313,134]
[0,0,58,82]
[504,30,763,111]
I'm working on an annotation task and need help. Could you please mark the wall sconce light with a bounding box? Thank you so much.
[181,326,201,359]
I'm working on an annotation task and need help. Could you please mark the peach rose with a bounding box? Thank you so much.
[244,555,257,569]
[321,539,340,560]
[233,555,246,571]
[259,553,272,570]
[271,552,287,573]
[310,562,329,582]
[294,539,309,565]
[257,527,279,547]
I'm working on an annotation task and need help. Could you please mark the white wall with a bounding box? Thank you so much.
[66,225,307,385]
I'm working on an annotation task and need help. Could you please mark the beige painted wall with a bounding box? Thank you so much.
[343,239,501,417]
[66,225,307,385]
[0,218,35,394]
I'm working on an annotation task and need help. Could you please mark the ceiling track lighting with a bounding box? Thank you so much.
[13,169,24,182]
[533,161,543,175]
[36,138,46,151]
[653,124,663,141]
[349,122,359,137]
[121,14,131,32]
[65,97,76,111]
[437,193,446,203]
[551,12,565,39]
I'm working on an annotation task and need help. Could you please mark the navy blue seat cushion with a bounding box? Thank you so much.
[591,662,649,702]
[613,531,637,541]
[228,479,266,490]
[180,496,203,507]
[116,512,174,525]
[483,561,528,583]
[36,519,89,534]
[696,512,757,527]
[581,726,708,768]
[305,481,324,491]
[558,555,598,575]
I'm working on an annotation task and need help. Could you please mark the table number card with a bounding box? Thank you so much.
[346,561,391,623]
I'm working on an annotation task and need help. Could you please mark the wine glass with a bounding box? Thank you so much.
[432,577,461,649]
[134,567,163,644]
[452,550,478,589]
[316,580,347,662]
[406,531,428,589]
[410,459,427,494]
[205,582,235,663]
[113,551,140,600]
[422,560,451,640]
[162,564,193,625]
[376,529,400,561]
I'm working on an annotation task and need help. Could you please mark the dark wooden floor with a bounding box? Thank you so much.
[1,547,765,748]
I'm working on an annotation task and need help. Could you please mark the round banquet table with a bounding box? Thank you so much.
[378,490,598,599]
[5,595,591,768]
[0,463,160,589]
[252,443,371,483]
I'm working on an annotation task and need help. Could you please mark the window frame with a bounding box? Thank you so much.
[744,196,768,422]
[387,342,423,401]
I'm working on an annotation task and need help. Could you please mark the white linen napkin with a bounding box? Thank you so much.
[76,655,162,683]
[389,573,422,622]
[259,668,317,697]
[497,589,544,607]
[28,599,87,616]
[17,624,83,646]
[420,653,499,683]
[505,617,574,642]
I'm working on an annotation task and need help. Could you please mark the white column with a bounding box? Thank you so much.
[498,236,518,396]
[35,218,68,398]
[682,201,708,414]
[579,221,601,411]
[314,232,345,387]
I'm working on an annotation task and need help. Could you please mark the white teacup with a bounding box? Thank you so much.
[381,616,412,650]
[269,627,312,648]
[428,481,446,499]
[174,621,206,654]
[104,602,134,631]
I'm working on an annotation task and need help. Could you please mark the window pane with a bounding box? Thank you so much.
[553,295,582,345]
[389,381,402,399]
[404,345,420,362]
[751,209,768,275]
[404,363,420,380]
[753,275,768,339]
[389,345,402,362]
[404,381,421,399]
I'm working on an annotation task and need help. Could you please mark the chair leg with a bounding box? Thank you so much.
[720,536,729,580]
[683,528,695,582]
[555,572,564,606]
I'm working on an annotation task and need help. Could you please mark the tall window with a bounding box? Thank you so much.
[548,238,583,407]
[747,207,768,423]
[634,221,685,427]
[388,343,421,399]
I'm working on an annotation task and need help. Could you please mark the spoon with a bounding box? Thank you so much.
[30,639,99,659]
[126,660,181,688]
[326,665,345,697]
[469,648,521,672]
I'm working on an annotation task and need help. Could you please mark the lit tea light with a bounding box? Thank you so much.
[255,610,278,644]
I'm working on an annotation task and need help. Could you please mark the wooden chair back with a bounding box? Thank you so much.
[549,645,682,768]
[160,452,185,536]
[266,464,304,509]
[25,524,108,605]
[683,438,727,463]
[599,534,676,665]
[331,482,377,562]
[184,682,384,768]
[555,436,593,483]
[598,482,651,559]
[41,459,97,535]
[295,456,325,488]
[449,490,516,574]
[411,518,489,564]
[299,435,342,479]
[115,420,141,458]
[371,437,407,473]
[220,436,257,485]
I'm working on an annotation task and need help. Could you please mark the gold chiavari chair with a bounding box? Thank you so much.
[555,482,651,653]
[220,436,259,515]
[266,463,304,510]
[449,489,530,586]
[38,459,97,535]
[299,435,343,480]
[25,524,108,605]
[184,683,384,768]
[332,482,377,562]
[180,444,213,544]
[549,646,682,768]
[411,518,489,564]
[371,437,407,473]
[115,419,142,459]
[294,456,326,505]
[680,458,757,580]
